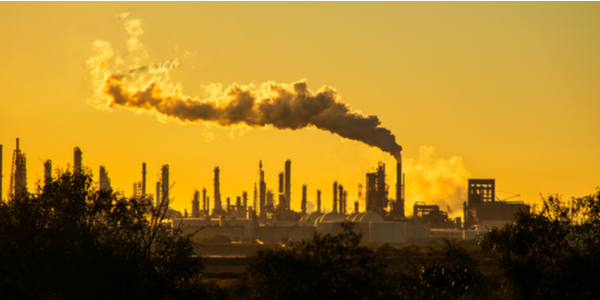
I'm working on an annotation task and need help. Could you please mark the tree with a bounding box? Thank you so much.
[386,241,488,300]
[0,169,207,299]
[237,222,391,300]
[480,188,600,299]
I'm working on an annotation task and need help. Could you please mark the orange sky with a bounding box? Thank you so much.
[1,2,599,216]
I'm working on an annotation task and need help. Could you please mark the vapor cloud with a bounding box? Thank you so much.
[404,146,470,216]
[87,18,402,156]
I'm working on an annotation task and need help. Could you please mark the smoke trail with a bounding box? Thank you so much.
[404,146,471,216]
[87,18,402,156]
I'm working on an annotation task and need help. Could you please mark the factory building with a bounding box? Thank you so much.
[463,179,529,229]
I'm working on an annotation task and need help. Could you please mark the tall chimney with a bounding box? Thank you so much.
[214,167,221,211]
[285,160,291,209]
[161,165,169,208]
[142,163,147,197]
[301,184,307,215]
[396,152,405,217]
[73,147,82,173]
[155,181,161,207]
[192,190,200,218]
[99,165,111,192]
[202,188,207,214]
[44,159,52,187]
[338,184,344,215]
[317,189,321,213]
[333,181,338,213]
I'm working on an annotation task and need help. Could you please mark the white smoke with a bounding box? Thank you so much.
[404,146,470,217]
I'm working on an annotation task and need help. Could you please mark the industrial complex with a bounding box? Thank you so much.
[1,138,529,245]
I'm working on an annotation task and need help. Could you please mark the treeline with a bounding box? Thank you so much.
[1,170,599,299]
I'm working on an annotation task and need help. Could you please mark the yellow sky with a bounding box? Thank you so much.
[1,2,599,216]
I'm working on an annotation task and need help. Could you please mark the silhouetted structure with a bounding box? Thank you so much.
[317,189,321,213]
[10,138,27,199]
[413,202,456,229]
[366,163,387,216]
[99,165,111,192]
[192,190,200,218]
[44,160,52,187]
[142,163,147,197]
[463,179,528,228]
[301,184,307,215]
[333,181,338,213]
[285,159,291,210]
[73,147,82,173]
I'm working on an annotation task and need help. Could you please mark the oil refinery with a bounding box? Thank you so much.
[1,138,529,245]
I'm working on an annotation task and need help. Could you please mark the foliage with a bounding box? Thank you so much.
[480,188,600,299]
[385,241,487,300]
[0,169,207,299]
[236,222,391,300]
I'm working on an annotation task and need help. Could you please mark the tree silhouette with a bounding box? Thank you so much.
[0,169,207,299]
[480,189,600,299]
[236,222,391,300]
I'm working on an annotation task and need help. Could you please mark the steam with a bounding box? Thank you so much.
[87,17,402,156]
[404,146,470,216]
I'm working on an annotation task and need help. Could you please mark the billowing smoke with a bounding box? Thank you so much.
[87,17,402,156]
[404,146,470,216]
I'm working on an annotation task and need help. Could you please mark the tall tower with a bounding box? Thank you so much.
[338,184,344,215]
[301,184,307,215]
[99,165,111,192]
[142,163,147,197]
[278,172,284,210]
[333,181,338,213]
[284,160,291,210]
[156,181,161,207]
[395,152,405,218]
[44,160,52,187]
[202,188,207,215]
[73,147,82,173]
[259,161,266,221]
[161,165,170,208]
[10,138,27,198]
[317,189,321,213]
[213,167,221,212]
[192,190,200,218]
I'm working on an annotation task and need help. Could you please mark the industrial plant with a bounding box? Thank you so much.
[1,138,529,246]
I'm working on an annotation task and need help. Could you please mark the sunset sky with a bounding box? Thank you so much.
[1,2,599,216]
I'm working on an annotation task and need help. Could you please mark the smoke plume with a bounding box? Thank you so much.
[87,18,402,156]
[404,146,470,216]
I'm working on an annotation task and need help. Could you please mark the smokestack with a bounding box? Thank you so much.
[214,167,221,211]
[156,181,161,207]
[44,160,52,187]
[317,189,321,213]
[99,165,111,192]
[73,147,82,173]
[192,190,200,218]
[11,138,27,197]
[285,160,291,209]
[142,163,147,197]
[338,184,344,215]
[278,172,284,194]
[161,165,169,208]
[333,181,338,213]
[202,188,207,214]
[396,152,405,217]
[354,201,359,214]
[301,184,307,215]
